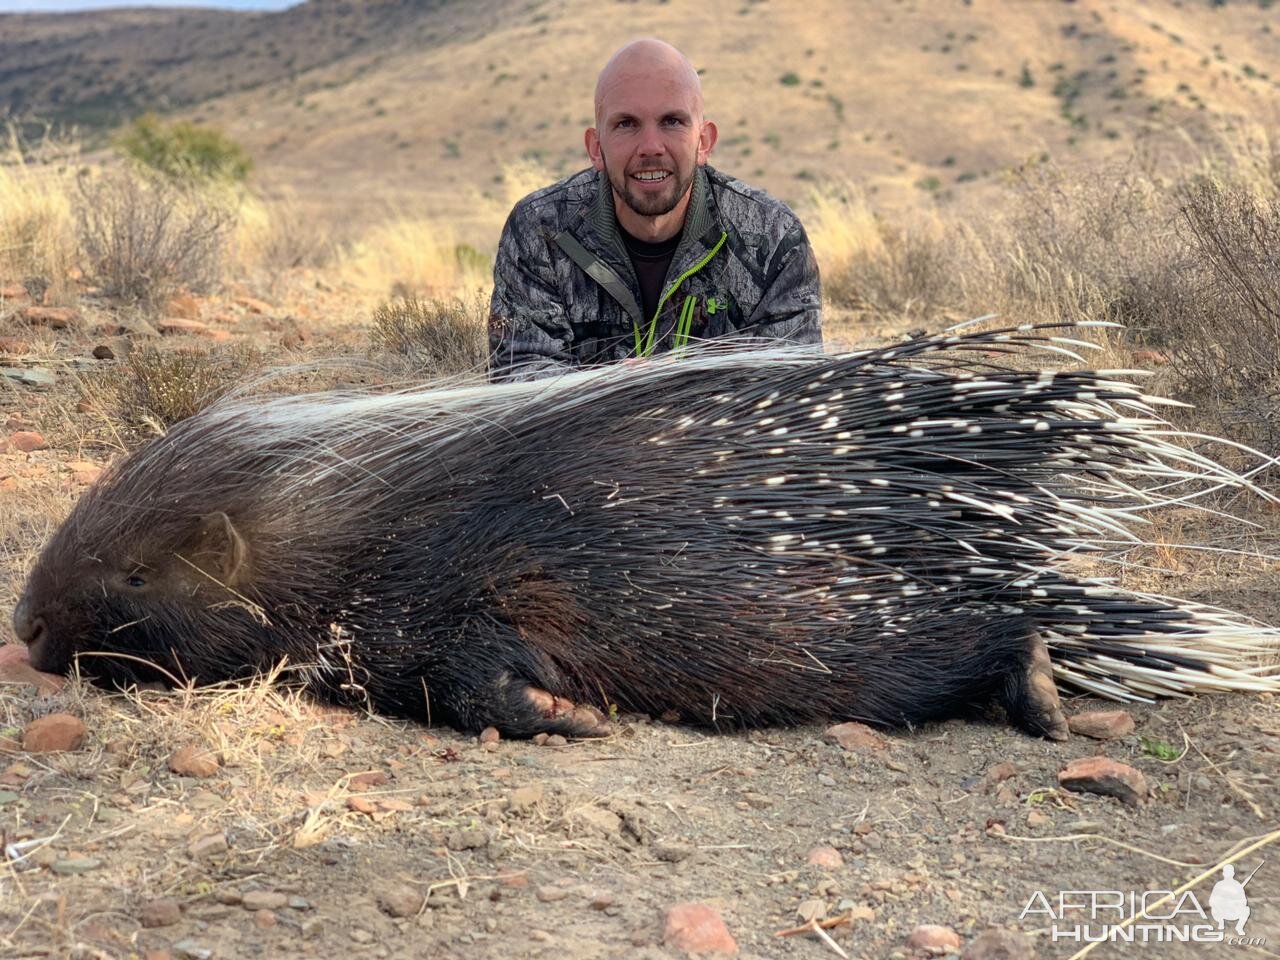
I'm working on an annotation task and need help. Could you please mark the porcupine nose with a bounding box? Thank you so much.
[11,596,49,667]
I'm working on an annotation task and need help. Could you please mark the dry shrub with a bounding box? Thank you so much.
[369,293,489,378]
[232,191,333,274]
[84,343,263,439]
[340,214,490,300]
[807,182,956,321]
[76,168,235,311]
[0,123,79,303]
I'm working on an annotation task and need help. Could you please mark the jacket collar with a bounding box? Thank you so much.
[587,166,719,260]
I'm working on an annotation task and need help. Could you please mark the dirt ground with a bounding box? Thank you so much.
[2,286,1279,960]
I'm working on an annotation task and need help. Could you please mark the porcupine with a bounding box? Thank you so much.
[12,323,1280,740]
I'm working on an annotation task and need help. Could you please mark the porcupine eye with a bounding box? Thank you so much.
[125,575,147,589]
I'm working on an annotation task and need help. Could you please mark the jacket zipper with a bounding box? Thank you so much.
[635,231,729,357]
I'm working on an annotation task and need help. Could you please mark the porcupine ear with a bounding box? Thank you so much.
[194,511,251,586]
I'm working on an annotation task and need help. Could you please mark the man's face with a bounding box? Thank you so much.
[586,79,716,219]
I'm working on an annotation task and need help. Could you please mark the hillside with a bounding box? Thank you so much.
[2,0,1278,242]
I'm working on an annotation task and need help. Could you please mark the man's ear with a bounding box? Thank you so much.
[585,126,605,171]
[194,512,250,586]
[697,119,718,165]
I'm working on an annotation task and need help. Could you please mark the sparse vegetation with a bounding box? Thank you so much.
[75,169,235,310]
[368,293,489,377]
[116,114,253,184]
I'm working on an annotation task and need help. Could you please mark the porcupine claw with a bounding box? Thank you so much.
[524,686,614,738]
[1002,632,1070,741]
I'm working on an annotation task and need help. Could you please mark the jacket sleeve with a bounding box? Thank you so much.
[487,206,577,383]
[744,220,823,346]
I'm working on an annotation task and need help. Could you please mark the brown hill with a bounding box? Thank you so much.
[4,0,1279,243]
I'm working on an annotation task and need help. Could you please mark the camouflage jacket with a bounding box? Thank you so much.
[487,165,823,382]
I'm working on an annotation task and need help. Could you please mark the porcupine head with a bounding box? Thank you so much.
[12,424,313,691]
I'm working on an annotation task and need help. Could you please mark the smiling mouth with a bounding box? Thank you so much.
[631,170,671,183]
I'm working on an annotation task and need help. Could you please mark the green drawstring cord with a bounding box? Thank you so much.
[633,231,729,358]
[674,296,696,351]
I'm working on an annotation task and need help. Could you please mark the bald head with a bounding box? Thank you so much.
[594,39,703,127]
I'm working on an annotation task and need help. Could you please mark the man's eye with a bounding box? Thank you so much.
[616,119,634,129]
[663,117,684,126]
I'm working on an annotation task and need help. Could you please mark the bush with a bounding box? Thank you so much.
[0,121,79,303]
[76,169,235,310]
[116,114,252,184]
[369,293,489,378]
[232,192,334,275]
[85,344,263,438]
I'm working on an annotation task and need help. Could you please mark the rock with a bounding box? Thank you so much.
[535,885,570,903]
[235,296,275,315]
[92,344,116,360]
[573,805,622,835]
[168,746,221,778]
[187,831,229,859]
[157,318,210,336]
[0,367,56,387]
[67,461,103,485]
[9,431,46,453]
[479,726,500,745]
[963,927,1035,959]
[824,721,888,751]
[140,898,182,928]
[172,940,213,960]
[1059,757,1147,806]
[51,857,101,874]
[906,924,962,955]
[796,898,827,922]
[806,845,844,869]
[347,795,376,815]
[662,902,738,956]
[22,714,86,753]
[166,292,200,319]
[0,645,65,694]
[1068,709,1135,740]
[20,306,77,329]
[985,762,1017,786]
[348,770,388,789]
[377,884,424,918]
[1026,809,1049,828]
[0,284,29,300]
[242,890,288,911]
[0,337,30,354]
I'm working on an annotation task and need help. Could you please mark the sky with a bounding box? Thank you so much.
[0,0,297,10]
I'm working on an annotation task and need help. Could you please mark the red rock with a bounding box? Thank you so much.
[806,845,844,869]
[168,745,221,778]
[0,337,30,354]
[662,902,738,956]
[157,318,210,336]
[479,726,500,745]
[22,714,86,753]
[0,284,29,300]
[824,721,889,751]
[377,884,424,918]
[985,762,1018,786]
[1068,709,1135,740]
[347,795,376,815]
[67,461,104,485]
[348,770,389,789]
[254,908,277,928]
[187,831,228,859]
[0,644,65,694]
[235,296,275,315]
[906,924,963,955]
[139,898,181,928]
[20,306,77,329]
[1058,756,1147,806]
[242,890,287,911]
[9,431,46,453]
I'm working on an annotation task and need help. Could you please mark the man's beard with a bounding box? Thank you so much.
[605,159,695,218]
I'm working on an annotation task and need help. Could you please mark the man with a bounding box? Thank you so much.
[488,38,822,382]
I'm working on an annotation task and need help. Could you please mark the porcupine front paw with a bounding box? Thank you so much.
[449,673,614,739]
[1000,631,1070,741]
[522,686,614,738]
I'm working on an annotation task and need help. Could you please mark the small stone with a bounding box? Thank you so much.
[796,898,827,922]
[168,746,220,778]
[962,927,1035,959]
[906,924,962,955]
[254,909,277,928]
[479,726,500,745]
[172,940,213,960]
[535,885,570,903]
[378,884,423,918]
[0,645,64,694]
[22,714,86,753]
[157,318,210,336]
[662,902,738,956]
[187,831,228,859]
[1058,757,1147,806]
[824,721,888,751]
[91,344,115,360]
[985,762,1017,786]
[653,841,694,862]
[1068,709,1135,740]
[573,805,622,834]
[347,795,376,815]
[349,928,375,944]
[589,890,615,911]
[9,431,47,453]
[235,295,275,315]
[288,896,312,910]
[807,845,844,869]
[140,898,182,928]
[241,890,288,911]
[541,734,568,747]
[849,903,876,923]
[51,857,101,874]
[21,305,78,329]
[1026,809,1049,828]
[348,770,389,789]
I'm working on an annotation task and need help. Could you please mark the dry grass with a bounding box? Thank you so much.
[338,212,491,302]
[368,293,489,379]
[0,125,79,306]
[231,190,334,277]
